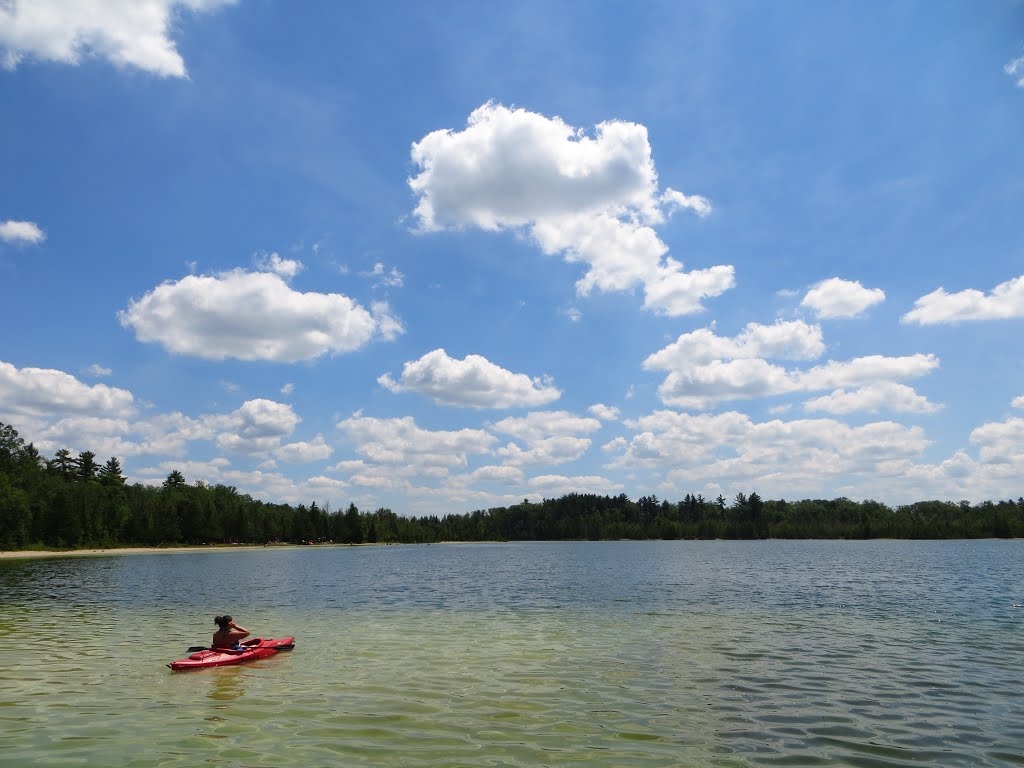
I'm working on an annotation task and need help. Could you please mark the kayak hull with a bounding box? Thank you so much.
[169,637,295,670]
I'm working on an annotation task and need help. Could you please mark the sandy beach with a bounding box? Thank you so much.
[0,545,282,560]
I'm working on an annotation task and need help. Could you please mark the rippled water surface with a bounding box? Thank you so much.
[1,541,1022,767]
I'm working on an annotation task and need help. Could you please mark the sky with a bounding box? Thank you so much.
[1,1,1023,517]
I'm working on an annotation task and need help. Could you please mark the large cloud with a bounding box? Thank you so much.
[119,269,401,362]
[902,274,1024,325]
[0,220,45,244]
[378,349,560,409]
[490,410,601,441]
[800,278,885,319]
[804,382,942,415]
[0,0,233,77]
[0,360,136,422]
[607,409,931,495]
[336,413,497,473]
[213,399,300,454]
[643,320,939,410]
[409,102,733,316]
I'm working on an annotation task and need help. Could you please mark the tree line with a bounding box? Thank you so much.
[1,421,1021,550]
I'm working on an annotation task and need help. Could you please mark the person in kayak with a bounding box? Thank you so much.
[212,615,250,650]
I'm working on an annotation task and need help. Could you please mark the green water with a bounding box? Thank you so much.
[1,541,1022,766]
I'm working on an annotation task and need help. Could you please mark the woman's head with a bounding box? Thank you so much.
[214,615,233,630]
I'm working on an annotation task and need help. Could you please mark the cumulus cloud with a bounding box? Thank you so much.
[804,382,942,415]
[0,0,234,77]
[378,349,561,409]
[1007,55,1024,88]
[588,403,621,421]
[607,409,931,498]
[801,277,885,319]
[1013,395,1024,410]
[336,413,497,474]
[274,434,333,463]
[463,465,525,486]
[409,102,733,316]
[643,321,938,410]
[496,436,591,467]
[490,410,601,441]
[213,399,301,454]
[902,274,1024,324]
[0,220,45,244]
[644,320,825,370]
[254,251,303,279]
[0,359,135,421]
[488,411,599,468]
[119,269,399,362]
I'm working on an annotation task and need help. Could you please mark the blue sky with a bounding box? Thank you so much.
[1,0,1023,516]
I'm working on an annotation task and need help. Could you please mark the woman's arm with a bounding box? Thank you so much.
[228,620,250,639]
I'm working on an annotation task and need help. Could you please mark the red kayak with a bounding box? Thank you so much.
[168,637,295,670]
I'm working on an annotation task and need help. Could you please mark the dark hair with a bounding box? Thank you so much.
[214,615,233,630]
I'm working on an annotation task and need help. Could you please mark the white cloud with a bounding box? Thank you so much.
[800,277,885,319]
[588,403,620,421]
[0,0,233,77]
[660,188,712,218]
[644,320,825,370]
[83,363,112,378]
[363,262,404,288]
[370,301,404,342]
[489,411,599,467]
[119,269,399,362]
[607,409,931,498]
[0,359,135,421]
[643,321,938,410]
[902,274,1024,324]
[275,434,333,463]
[213,399,301,454]
[562,307,583,323]
[0,220,45,244]
[254,251,303,279]
[463,465,525,486]
[378,348,561,409]
[804,382,942,415]
[490,410,601,441]
[336,413,497,473]
[970,417,1024,466]
[409,102,733,316]
[1006,55,1024,88]
[1012,396,1024,410]
[280,383,295,396]
[496,436,591,466]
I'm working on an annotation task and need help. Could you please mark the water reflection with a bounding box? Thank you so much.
[206,667,246,705]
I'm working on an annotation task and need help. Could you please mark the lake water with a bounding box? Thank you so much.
[0,540,1022,767]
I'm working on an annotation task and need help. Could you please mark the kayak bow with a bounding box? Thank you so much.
[168,636,295,670]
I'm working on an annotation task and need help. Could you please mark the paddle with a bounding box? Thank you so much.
[185,641,295,653]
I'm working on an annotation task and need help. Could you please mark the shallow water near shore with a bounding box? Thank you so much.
[1,540,1022,767]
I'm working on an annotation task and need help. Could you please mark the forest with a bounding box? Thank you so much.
[1,421,1022,550]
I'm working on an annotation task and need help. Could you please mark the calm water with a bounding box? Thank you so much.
[0,541,1022,767]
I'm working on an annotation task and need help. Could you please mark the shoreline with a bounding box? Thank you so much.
[0,543,334,560]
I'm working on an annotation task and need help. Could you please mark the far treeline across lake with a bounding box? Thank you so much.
[1,421,1022,550]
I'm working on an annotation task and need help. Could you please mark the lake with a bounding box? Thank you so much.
[0,540,1022,767]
